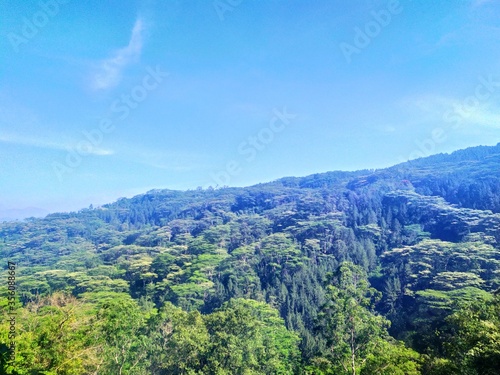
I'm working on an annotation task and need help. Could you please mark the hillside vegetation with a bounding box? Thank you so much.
[2,143,500,374]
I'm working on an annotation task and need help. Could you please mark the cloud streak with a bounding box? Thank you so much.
[91,18,145,90]
[0,132,114,155]
[405,94,500,129]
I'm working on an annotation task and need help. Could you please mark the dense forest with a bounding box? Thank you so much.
[1,143,500,374]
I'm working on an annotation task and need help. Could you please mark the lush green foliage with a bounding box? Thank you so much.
[1,143,500,373]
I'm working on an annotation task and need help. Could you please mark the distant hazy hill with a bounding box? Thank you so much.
[0,206,49,221]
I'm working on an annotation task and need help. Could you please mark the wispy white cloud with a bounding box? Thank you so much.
[381,125,397,133]
[0,132,114,155]
[91,18,145,90]
[404,94,500,129]
[461,107,500,128]
[407,95,456,113]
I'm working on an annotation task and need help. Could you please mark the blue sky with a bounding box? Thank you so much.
[1,0,500,216]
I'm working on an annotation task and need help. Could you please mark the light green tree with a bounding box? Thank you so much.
[314,262,421,375]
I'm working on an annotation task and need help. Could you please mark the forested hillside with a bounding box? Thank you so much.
[2,143,500,374]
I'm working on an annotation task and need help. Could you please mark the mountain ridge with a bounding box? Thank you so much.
[1,141,500,373]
